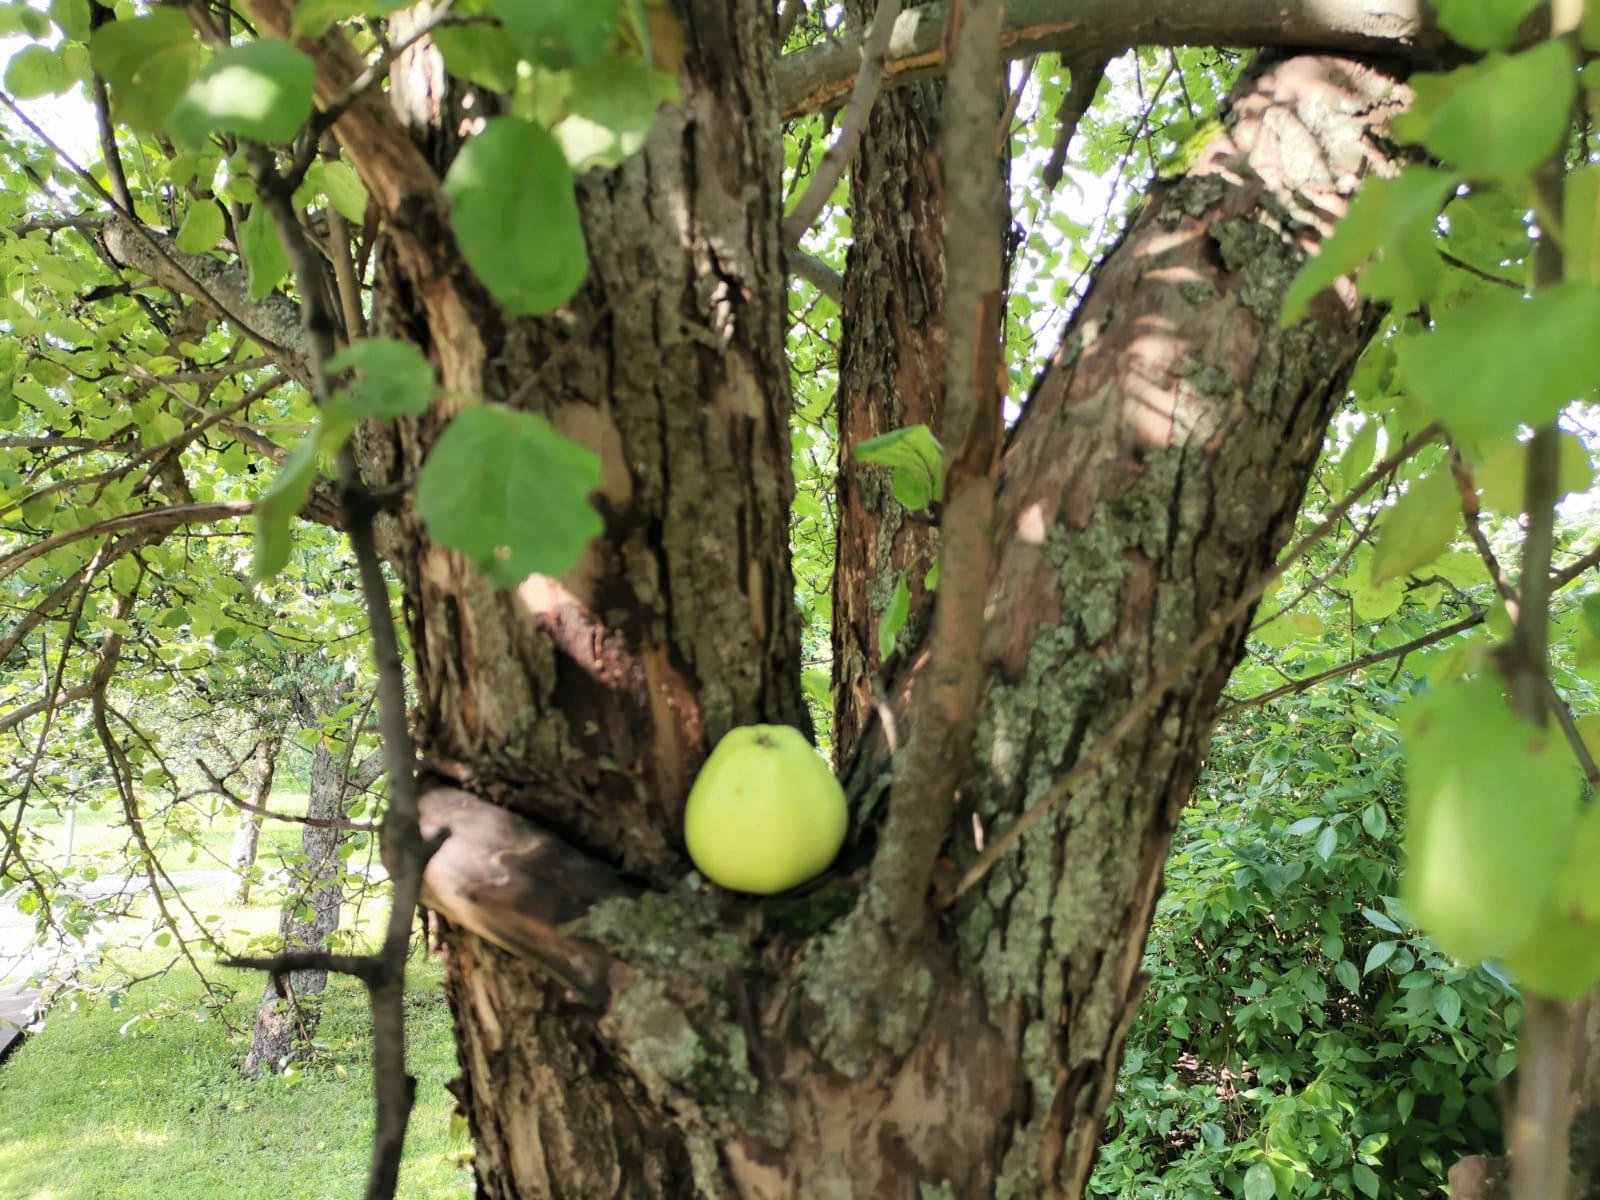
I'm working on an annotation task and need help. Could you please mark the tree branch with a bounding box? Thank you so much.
[776,0,1453,118]
[869,0,1004,941]
[951,422,1443,902]
[788,247,845,299]
[782,0,902,245]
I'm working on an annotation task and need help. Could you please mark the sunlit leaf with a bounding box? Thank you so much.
[443,117,589,317]
[1394,43,1577,179]
[489,0,617,69]
[853,424,945,511]
[1398,285,1600,448]
[169,40,316,147]
[173,201,225,254]
[326,338,435,421]
[1369,469,1459,586]
[1430,0,1542,50]
[1401,675,1580,964]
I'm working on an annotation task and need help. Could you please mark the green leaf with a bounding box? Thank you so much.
[1583,596,1600,640]
[238,203,289,301]
[431,23,522,91]
[1361,803,1389,840]
[169,39,316,147]
[1430,0,1541,50]
[1398,284,1600,449]
[1500,801,1600,998]
[49,0,88,41]
[414,405,603,586]
[1369,469,1459,585]
[1397,1089,1416,1123]
[1282,167,1456,323]
[1362,906,1402,934]
[1475,431,1593,515]
[291,0,408,38]
[1364,940,1397,974]
[4,46,73,98]
[253,436,320,582]
[326,338,435,420]
[1243,1162,1275,1200]
[173,201,225,254]
[489,0,617,69]
[89,10,202,130]
[1567,165,1600,286]
[1433,985,1462,1026]
[877,571,911,660]
[853,424,945,511]
[321,160,369,224]
[1335,959,1361,994]
[1315,824,1338,862]
[1336,419,1379,495]
[1353,578,1405,622]
[443,117,589,317]
[1394,43,1577,179]
[555,54,678,172]
[1401,675,1581,964]
[1352,1161,1381,1199]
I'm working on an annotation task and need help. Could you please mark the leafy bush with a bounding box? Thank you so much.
[1093,690,1515,1199]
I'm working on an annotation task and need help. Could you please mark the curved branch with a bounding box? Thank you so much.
[101,221,310,371]
[776,0,1452,118]
[0,501,253,588]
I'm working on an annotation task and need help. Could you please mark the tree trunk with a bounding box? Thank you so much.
[243,737,380,1075]
[829,5,946,769]
[361,13,1408,1194]
[228,730,281,907]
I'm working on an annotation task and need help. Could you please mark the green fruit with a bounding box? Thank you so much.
[683,724,847,895]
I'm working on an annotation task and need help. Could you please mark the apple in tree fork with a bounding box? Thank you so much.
[683,724,849,894]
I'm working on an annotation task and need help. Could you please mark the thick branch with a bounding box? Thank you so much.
[100,221,309,371]
[776,0,1450,118]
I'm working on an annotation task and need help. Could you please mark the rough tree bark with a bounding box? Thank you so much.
[331,3,1410,1187]
[828,0,947,770]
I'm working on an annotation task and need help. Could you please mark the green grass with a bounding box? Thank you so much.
[0,951,471,1199]
[30,791,314,876]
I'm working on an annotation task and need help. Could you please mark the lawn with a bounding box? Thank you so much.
[29,791,316,877]
[0,948,470,1199]
[0,807,469,1199]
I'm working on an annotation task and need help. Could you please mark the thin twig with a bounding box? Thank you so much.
[1218,609,1485,719]
[249,143,431,1200]
[782,0,903,246]
[197,761,380,832]
[950,423,1443,902]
